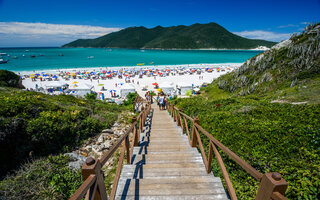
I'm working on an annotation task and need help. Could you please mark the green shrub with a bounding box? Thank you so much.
[0,70,21,88]
[174,96,320,199]
[0,87,126,178]
[0,154,82,200]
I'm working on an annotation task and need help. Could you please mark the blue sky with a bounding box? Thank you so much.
[0,0,319,47]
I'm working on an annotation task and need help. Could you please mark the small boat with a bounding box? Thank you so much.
[30,55,36,58]
[0,53,7,56]
[59,54,64,56]
[0,59,8,64]
[12,56,18,59]
[22,54,25,57]
[25,50,29,52]
[137,63,145,66]
[39,54,44,56]
[88,56,94,59]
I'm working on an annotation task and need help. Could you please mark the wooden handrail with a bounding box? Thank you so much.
[179,112,194,121]
[167,102,288,200]
[194,123,263,181]
[69,175,97,200]
[210,141,237,200]
[69,96,152,200]
[100,125,134,166]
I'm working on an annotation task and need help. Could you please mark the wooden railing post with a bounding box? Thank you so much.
[144,103,148,125]
[191,118,199,147]
[140,106,145,131]
[207,141,213,174]
[81,157,107,200]
[132,116,138,146]
[125,135,130,163]
[177,109,182,127]
[256,172,288,200]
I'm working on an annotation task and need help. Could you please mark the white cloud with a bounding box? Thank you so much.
[233,30,292,42]
[277,24,299,28]
[0,22,122,47]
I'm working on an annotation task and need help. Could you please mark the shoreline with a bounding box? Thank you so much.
[1,46,267,51]
[16,63,242,75]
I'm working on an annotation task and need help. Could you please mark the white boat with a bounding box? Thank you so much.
[88,56,94,59]
[0,59,8,64]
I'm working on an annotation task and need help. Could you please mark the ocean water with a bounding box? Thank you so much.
[0,47,262,71]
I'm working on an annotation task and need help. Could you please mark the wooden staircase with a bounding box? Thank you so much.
[115,104,229,200]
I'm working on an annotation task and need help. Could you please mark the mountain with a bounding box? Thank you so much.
[63,23,276,49]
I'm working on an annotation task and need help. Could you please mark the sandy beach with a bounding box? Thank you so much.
[20,63,239,99]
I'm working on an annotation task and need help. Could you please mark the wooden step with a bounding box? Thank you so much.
[115,177,227,197]
[120,165,208,178]
[131,155,203,164]
[115,194,229,200]
[132,147,198,155]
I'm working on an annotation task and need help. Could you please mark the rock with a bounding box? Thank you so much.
[80,152,88,157]
[97,135,104,144]
[92,144,99,152]
[102,129,114,134]
[64,153,86,170]
[113,122,120,127]
[104,141,111,149]
[98,144,105,151]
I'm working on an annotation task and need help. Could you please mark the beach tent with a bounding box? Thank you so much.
[45,81,68,89]
[119,84,136,98]
[159,82,175,96]
[69,83,94,97]
[177,82,193,95]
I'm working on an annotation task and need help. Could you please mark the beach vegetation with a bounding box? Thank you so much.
[0,70,23,88]
[0,154,82,200]
[171,23,320,199]
[0,87,125,178]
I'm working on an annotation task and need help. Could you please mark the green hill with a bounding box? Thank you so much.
[63,22,276,49]
[171,23,320,199]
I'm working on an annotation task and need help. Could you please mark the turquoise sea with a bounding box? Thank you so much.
[0,48,262,72]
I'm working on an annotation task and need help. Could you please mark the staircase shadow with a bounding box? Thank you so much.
[119,108,154,199]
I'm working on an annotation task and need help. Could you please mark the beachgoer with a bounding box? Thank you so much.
[158,96,164,110]
[163,97,167,110]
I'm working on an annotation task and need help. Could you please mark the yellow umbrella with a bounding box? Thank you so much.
[72,81,78,84]
[156,88,162,92]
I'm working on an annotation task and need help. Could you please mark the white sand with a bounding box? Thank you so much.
[20,63,240,99]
